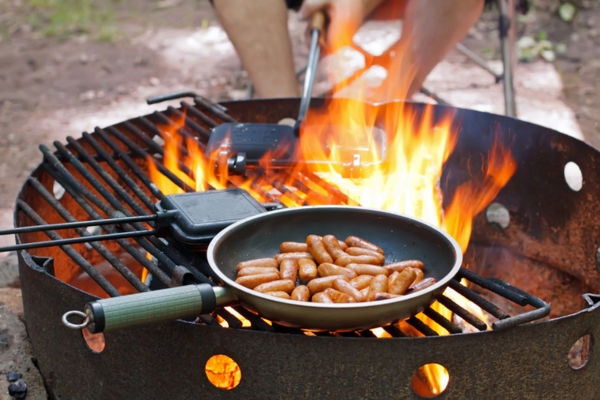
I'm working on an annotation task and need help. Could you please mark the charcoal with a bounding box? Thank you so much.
[6,372,22,382]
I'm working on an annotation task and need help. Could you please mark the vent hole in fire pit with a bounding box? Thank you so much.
[205,354,242,390]
[52,180,66,200]
[485,202,510,229]
[568,334,592,370]
[411,363,449,398]
[564,162,583,192]
[81,328,105,353]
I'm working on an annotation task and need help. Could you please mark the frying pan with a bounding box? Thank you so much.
[63,206,462,333]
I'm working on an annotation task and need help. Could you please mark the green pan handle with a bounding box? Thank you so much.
[78,284,235,333]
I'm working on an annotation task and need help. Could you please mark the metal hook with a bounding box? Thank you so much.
[62,310,90,330]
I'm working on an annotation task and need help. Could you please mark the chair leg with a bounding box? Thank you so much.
[498,0,517,117]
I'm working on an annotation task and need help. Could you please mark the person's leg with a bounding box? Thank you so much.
[377,0,485,101]
[213,0,299,98]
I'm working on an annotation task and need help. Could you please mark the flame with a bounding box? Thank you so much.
[146,12,517,394]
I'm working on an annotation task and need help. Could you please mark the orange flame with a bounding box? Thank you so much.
[146,12,517,394]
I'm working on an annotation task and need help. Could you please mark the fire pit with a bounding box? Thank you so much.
[14,96,600,398]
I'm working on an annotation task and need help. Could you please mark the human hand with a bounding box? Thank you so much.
[298,0,385,50]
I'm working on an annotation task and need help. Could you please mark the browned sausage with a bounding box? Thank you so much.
[345,263,389,277]
[333,279,364,302]
[410,268,424,286]
[254,279,296,294]
[279,259,299,283]
[280,242,309,253]
[307,275,349,295]
[345,247,385,264]
[237,258,278,270]
[323,288,357,303]
[275,252,314,263]
[374,293,401,301]
[345,236,384,254]
[366,275,388,301]
[383,260,424,273]
[406,277,437,293]
[306,235,333,264]
[334,255,383,267]
[317,263,357,280]
[350,275,374,290]
[338,240,348,251]
[388,268,417,295]
[322,235,347,260]
[235,272,280,289]
[237,267,280,277]
[264,291,291,299]
[298,258,318,282]
[291,285,310,302]
[312,292,334,303]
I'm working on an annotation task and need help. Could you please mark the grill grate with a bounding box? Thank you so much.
[16,92,549,336]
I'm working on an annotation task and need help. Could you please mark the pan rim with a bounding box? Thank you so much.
[207,205,462,309]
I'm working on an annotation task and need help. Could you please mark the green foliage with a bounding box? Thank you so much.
[25,0,119,41]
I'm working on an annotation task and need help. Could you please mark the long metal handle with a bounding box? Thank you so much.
[297,11,326,127]
[64,284,237,333]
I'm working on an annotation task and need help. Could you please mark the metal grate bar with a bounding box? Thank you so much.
[448,279,510,320]
[436,294,489,331]
[166,106,211,142]
[81,132,157,210]
[422,307,463,334]
[17,199,121,297]
[181,101,220,128]
[26,177,149,293]
[91,128,164,200]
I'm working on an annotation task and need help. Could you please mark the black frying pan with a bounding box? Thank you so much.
[63,206,462,333]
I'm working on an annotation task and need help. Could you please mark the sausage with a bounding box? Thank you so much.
[279,259,299,283]
[291,285,310,302]
[298,258,318,282]
[254,279,296,294]
[338,240,348,251]
[388,268,417,295]
[345,236,384,254]
[235,272,280,289]
[345,247,386,264]
[406,277,437,294]
[275,252,314,263]
[323,288,356,303]
[306,235,333,264]
[366,274,388,301]
[264,291,291,299]
[334,255,383,267]
[312,292,334,303]
[307,275,349,295]
[374,293,401,301]
[333,279,364,302]
[280,242,309,253]
[360,287,370,299]
[350,275,374,290]
[322,235,347,260]
[345,263,389,277]
[237,258,278,270]
[317,263,357,280]
[409,268,424,287]
[383,260,424,273]
[237,267,280,277]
